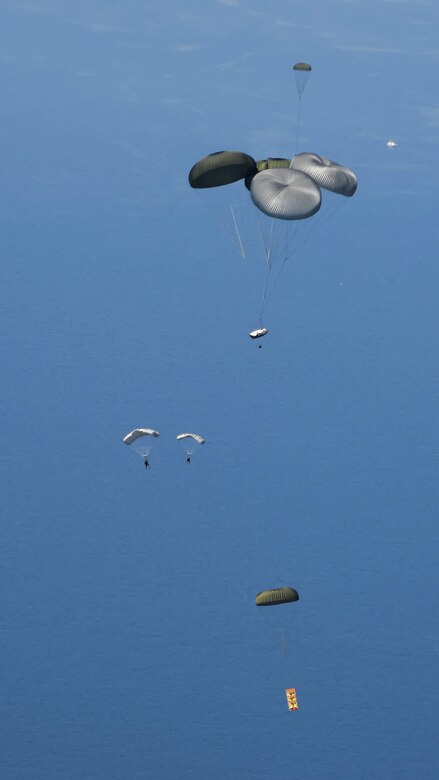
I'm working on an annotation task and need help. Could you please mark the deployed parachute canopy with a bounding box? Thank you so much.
[386,139,397,148]
[255,587,299,606]
[176,433,205,445]
[293,62,312,97]
[176,432,205,462]
[290,153,357,197]
[123,428,160,459]
[250,168,321,220]
[189,151,257,189]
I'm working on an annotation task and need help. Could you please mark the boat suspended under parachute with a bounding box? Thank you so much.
[249,327,268,340]
[286,688,299,711]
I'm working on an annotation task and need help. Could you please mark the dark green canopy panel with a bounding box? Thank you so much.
[245,158,291,189]
[255,587,299,606]
[293,62,312,71]
[189,150,257,189]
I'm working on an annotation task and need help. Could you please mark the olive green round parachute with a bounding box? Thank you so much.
[290,153,357,197]
[250,168,321,220]
[189,151,257,189]
[293,62,312,72]
[245,158,291,189]
[255,587,299,606]
[293,62,312,97]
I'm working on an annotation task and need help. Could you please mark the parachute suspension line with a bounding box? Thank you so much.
[229,204,246,260]
[256,215,274,268]
[259,264,273,324]
[257,217,277,321]
[270,196,348,293]
[295,95,302,154]
[281,629,289,657]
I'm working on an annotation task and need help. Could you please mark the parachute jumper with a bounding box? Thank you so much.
[176,433,205,464]
[123,428,160,468]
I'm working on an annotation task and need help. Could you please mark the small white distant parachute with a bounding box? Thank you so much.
[386,139,397,148]
[176,433,205,463]
[123,428,160,459]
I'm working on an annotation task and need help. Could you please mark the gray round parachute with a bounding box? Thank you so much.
[255,587,299,606]
[123,428,160,458]
[290,153,357,197]
[250,168,321,221]
[189,150,257,189]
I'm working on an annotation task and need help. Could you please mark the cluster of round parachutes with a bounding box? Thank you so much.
[189,149,356,222]
[189,62,357,339]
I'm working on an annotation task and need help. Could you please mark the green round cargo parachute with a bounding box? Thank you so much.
[188,150,257,189]
[255,587,299,606]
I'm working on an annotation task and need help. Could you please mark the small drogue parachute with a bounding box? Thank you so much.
[293,62,312,97]
[255,587,299,606]
[123,428,160,459]
[290,153,357,197]
[386,139,397,148]
[286,688,299,711]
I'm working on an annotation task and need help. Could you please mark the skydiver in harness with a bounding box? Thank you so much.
[186,455,191,464]
[144,457,150,469]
